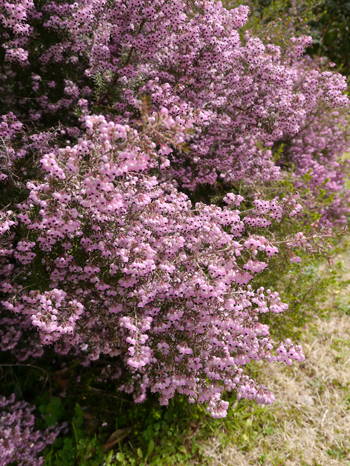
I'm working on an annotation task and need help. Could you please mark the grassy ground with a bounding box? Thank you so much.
[201,313,350,466]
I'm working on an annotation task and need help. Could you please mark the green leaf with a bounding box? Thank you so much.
[147,439,155,457]
[105,450,114,466]
[116,452,125,462]
[39,397,64,427]
[137,448,143,459]
[73,403,84,429]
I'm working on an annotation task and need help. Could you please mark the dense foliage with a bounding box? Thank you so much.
[0,0,349,464]
[309,0,350,76]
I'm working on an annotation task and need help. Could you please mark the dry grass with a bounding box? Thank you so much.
[202,313,350,466]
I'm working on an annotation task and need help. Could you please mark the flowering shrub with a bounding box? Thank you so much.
[1,113,309,418]
[275,57,350,225]
[0,0,349,461]
[0,394,61,466]
[0,0,348,198]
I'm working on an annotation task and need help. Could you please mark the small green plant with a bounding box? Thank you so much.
[44,404,105,466]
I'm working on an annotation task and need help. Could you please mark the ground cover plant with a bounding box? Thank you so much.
[0,0,350,464]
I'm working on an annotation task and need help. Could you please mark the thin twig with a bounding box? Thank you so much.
[0,364,52,398]
[88,386,133,403]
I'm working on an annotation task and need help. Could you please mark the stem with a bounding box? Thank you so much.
[0,363,52,399]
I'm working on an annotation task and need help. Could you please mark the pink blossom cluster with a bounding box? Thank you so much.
[278,60,350,225]
[0,115,306,417]
[0,0,34,36]
[0,394,61,466]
